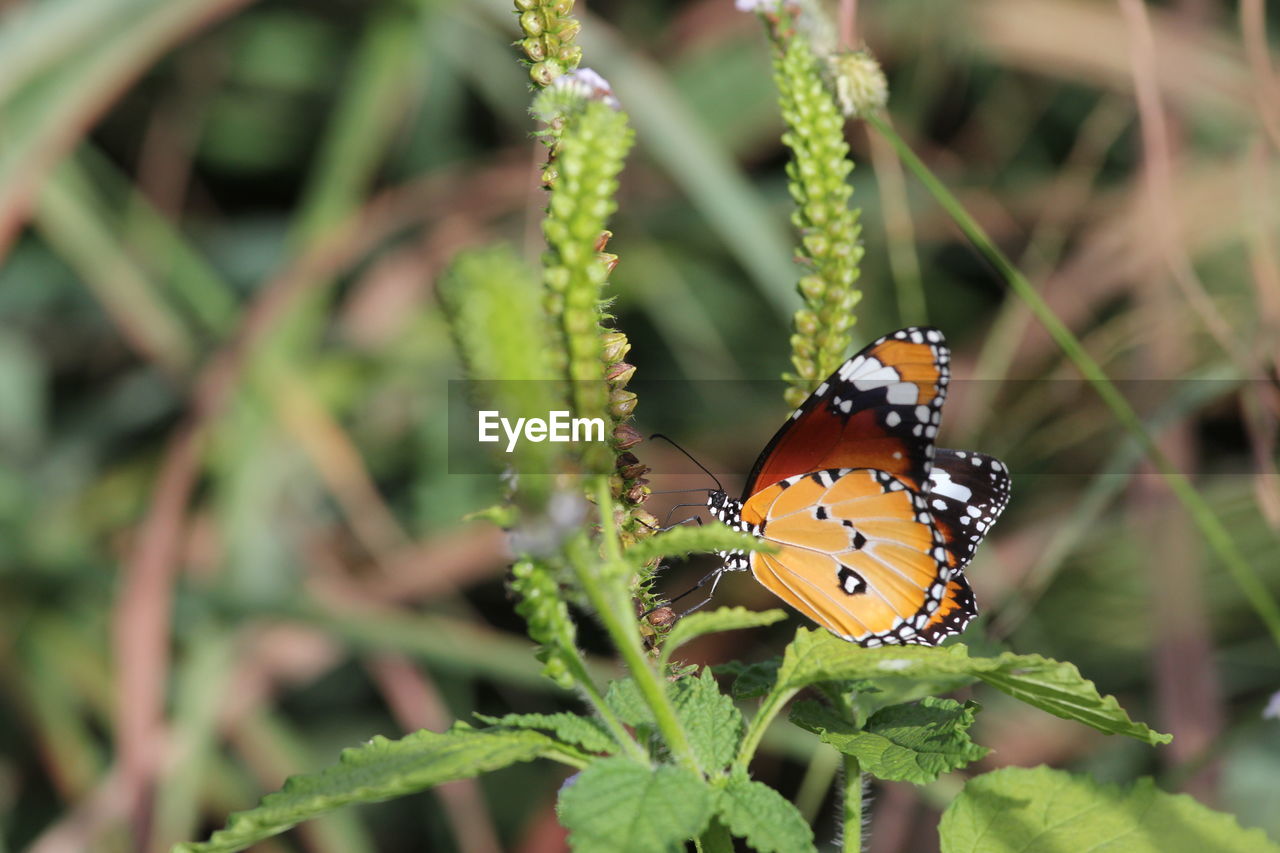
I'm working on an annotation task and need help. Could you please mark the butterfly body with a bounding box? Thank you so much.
[705,327,1010,647]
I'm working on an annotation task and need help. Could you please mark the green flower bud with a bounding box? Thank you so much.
[530,59,564,87]
[554,18,581,40]
[559,45,584,67]
[609,389,638,419]
[799,274,825,300]
[510,558,578,689]
[523,38,547,62]
[600,331,631,363]
[519,10,543,36]
[605,361,636,386]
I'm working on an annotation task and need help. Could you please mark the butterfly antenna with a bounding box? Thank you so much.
[649,433,724,492]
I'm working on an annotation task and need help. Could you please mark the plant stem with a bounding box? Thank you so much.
[842,755,863,853]
[567,654,647,763]
[581,477,702,772]
[867,112,1280,649]
[732,685,800,773]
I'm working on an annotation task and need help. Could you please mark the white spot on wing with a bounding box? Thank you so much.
[852,364,900,388]
[929,468,973,502]
[886,382,919,405]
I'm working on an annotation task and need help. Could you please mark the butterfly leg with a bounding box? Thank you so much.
[676,567,725,618]
[660,504,706,530]
[640,562,725,622]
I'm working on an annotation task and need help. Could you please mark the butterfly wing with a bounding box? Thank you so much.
[740,467,955,646]
[926,449,1012,570]
[915,574,978,644]
[743,328,950,498]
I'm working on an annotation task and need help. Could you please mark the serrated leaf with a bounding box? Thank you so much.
[940,766,1280,853]
[790,697,988,784]
[604,678,650,728]
[658,607,787,668]
[474,712,617,754]
[623,522,775,566]
[557,758,714,853]
[715,773,816,853]
[776,629,1169,745]
[715,658,781,700]
[605,671,742,771]
[177,725,568,853]
[671,669,743,771]
[970,657,1168,744]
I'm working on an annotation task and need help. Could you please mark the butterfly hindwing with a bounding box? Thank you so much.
[739,468,954,646]
[925,449,1012,570]
[744,328,950,497]
[915,574,978,644]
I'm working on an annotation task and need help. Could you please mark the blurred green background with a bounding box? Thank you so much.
[1,0,1278,850]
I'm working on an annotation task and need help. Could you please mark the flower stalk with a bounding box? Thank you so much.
[766,20,865,407]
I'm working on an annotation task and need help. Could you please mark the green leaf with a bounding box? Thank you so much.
[177,725,573,853]
[604,678,650,729]
[715,773,816,853]
[623,522,775,567]
[940,766,1280,853]
[776,629,1169,745]
[557,758,715,853]
[658,606,786,667]
[970,656,1169,745]
[671,669,743,772]
[474,712,617,754]
[603,671,742,771]
[715,658,781,700]
[790,697,988,784]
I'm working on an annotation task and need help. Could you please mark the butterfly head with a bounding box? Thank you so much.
[705,489,741,527]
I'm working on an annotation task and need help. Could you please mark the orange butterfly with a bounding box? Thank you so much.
[706,327,1010,646]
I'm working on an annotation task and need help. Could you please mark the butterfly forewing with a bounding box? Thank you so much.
[925,449,1012,570]
[740,468,954,646]
[743,328,950,498]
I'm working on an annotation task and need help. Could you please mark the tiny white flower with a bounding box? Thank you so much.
[735,0,787,12]
[829,51,889,118]
[552,67,620,110]
[507,490,588,557]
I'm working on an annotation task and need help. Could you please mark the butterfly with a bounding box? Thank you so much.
[705,327,1010,647]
